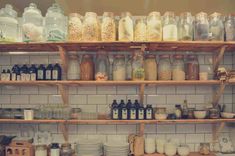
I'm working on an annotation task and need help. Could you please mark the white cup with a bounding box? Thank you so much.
[156,138,166,154]
[145,138,155,154]
[165,142,177,156]
[199,72,208,80]
[24,109,34,120]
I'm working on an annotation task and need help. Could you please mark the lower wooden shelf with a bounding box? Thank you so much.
[144,152,216,156]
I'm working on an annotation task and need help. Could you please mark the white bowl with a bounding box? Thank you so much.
[221,112,235,119]
[155,113,168,120]
[194,110,207,119]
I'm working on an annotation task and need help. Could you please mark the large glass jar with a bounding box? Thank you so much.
[225,14,235,41]
[144,54,157,80]
[178,12,193,41]
[134,17,147,41]
[113,55,126,81]
[172,54,185,81]
[95,52,109,81]
[67,54,80,80]
[163,11,177,41]
[209,12,224,41]
[132,52,145,81]
[158,55,171,80]
[83,12,99,41]
[60,143,73,156]
[45,3,66,41]
[22,3,43,42]
[101,12,116,41]
[186,55,199,80]
[68,13,82,41]
[35,145,47,156]
[194,12,209,41]
[0,4,18,42]
[126,55,132,80]
[118,12,134,41]
[147,12,162,41]
[80,54,94,80]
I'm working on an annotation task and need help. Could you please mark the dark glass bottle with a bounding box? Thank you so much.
[20,64,28,81]
[126,99,132,110]
[12,65,21,81]
[145,105,153,120]
[111,100,119,120]
[182,100,189,119]
[29,64,37,81]
[1,69,6,80]
[52,63,62,80]
[129,102,137,120]
[119,100,128,120]
[37,64,46,80]
[6,69,11,81]
[45,64,53,80]
[137,104,145,120]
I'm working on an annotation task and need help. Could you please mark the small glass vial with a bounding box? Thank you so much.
[194,12,209,41]
[68,13,82,41]
[178,12,193,41]
[163,11,177,41]
[134,17,147,41]
[147,12,162,41]
[118,12,134,41]
[209,12,224,41]
[101,12,116,41]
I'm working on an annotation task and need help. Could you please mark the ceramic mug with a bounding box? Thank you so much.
[145,138,155,154]
[165,142,177,156]
[156,138,166,154]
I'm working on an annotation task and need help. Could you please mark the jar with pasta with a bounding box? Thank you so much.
[113,55,126,81]
[118,12,134,41]
[158,54,171,80]
[186,55,199,80]
[101,12,116,41]
[144,54,157,80]
[132,51,145,81]
[147,12,162,41]
[194,12,209,41]
[95,52,109,81]
[225,14,235,41]
[134,17,147,41]
[163,11,177,41]
[209,12,224,41]
[172,54,185,81]
[178,12,193,41]
[68,13,82,41]
[80,54,94,80]
[83,12,99,41]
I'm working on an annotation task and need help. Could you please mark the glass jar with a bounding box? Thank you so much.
[172,54,185,81]
[35,145,47,156]
[126,55,132,80]
[101,12,116,41]
[178,12,193,41]
[80,54,94,80]
[60,143,73,156]
[67,54,80,80]
[132,52,145,81]
[163,11,177,41]
[22,3,43,42]
[158,54,172,80]
[209,12,224,41]
[147,12,162,41]
[50,143,60,156]
[186,55,199,80]
[134,17,147,41]
[144,54,157,80]
[225,14,235,41]
[70,108,81,119]
[68,13,82,41]
[194,12,209,41]
[0,4,18,42]
[45,3,66,41]
[113,55,126,81]
[83,12,99,41]
[118,12,134,41]
[95,52,109,81]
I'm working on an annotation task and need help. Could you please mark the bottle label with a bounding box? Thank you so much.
[146,109,152,119]
[138,109,144,119]
[46,70,51,80]
[1,74,6,81]
[11,73,16,81]
[51,149,60,156]
[25,74,31,81]
[16,75,21,81]
[52,70,58,80]
[122,109,128,119]
[112,109,119,119]
[130,109,136,120]
[5,73,10,81]
[21,73,26,81]
[30,73,36,81]
[37,70,44,80]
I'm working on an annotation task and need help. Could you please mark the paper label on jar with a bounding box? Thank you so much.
[17,75,21,81]
[52,70,58,80]
[11,73,16,81]
[163,24,177,41]
[50,149,60,156]
[130,109,136,119]
[25,74,31,81]
[21,73,26,81]
[112,109,119,119]
[122,109,128,119]
[146,109,152,119]
[1,74,6,81]
[138,109,144,119]
[30,73,36,81]
[46,70,51,80]
[5,73,10,81]
[37,70,44,80]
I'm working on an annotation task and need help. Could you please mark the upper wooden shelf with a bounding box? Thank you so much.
[0,41,234,52]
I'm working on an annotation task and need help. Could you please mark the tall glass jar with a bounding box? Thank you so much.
[134,17,147,41]
[80,54,94,80]
[101,12,116,41]
[158,55,171,80]
[172,54,185,81]
[194,12,209,41]
[132,51,145,81]
[209,12,224,41]
[144,54,157,80]
[0,4,18,42]
[118,12,134,41]
[225,14,235,41]
[60,143,73,156]
[126,55,132,80]
[67,54,80,80]
[22,3,43,42]
[68,13,82,41]
[113,55,126,81]
[45,3,66,41]
[82,12,99,41]
[95,52,109,81]
[186,55,199,80]
[178,12,193,41]
[163,11,177,41]
[147,12,162,41]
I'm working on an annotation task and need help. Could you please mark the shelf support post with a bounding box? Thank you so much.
[139,84,145,104]
[213,45,227,77]
[59,122,69,143]
[212,122,225,144]
[58,84,69,105]
[212,81,226,107]
[139,123,145,136]
[58,45,68,79]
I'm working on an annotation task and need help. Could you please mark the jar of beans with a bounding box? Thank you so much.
[185,55,199,80]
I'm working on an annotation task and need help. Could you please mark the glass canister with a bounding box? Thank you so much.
[95,52,109,81]
[134,17,147,41]
[172,54,185,81]
[147,12,162,41]
[185,55,199,80]
[35,145,47,156]
[144,54,157,80]
[67,54,80,80]
[126,55,132,80]
[101,12,116,41]
[60,143,73,156]
[82,12,99,41]
[132,51,145,81]
[45,3,66,41]
[194,12,209,41]
[22,3,43,42]
[118,12,134,41]
[80,54,94,80]
[225,14,235,41]
[178,12,193,41]
[113,54,126,81]
[68,13,82,41]
[209,12,224,41]
[163,11,178,41]
[158,54,172,80]
[0,4,18,42]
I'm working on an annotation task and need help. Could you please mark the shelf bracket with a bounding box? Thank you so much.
[213,45,227,75]
[58,84,69,105]
[130,44,147,52]
[212,81,226,107]
[139,84,145,104]
[212,122,225,143]
[139,123,145,136]
[58,45,68,78]
[59,122,69,143]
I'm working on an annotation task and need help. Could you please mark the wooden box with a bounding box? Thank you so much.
[6,140,34,156]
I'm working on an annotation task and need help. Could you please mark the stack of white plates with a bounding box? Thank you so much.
[76,139,103,156]
[104,142,129,156]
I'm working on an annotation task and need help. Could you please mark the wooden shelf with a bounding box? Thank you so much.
[0,41,235,52]
[144,152,216,156]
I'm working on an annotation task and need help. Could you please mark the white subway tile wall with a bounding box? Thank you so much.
[0,53,234,152]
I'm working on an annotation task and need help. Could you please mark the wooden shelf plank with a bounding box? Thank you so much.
[144,152,216,156]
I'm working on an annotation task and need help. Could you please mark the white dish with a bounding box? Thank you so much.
[155,113,168,120]
[194,110,207,119]
[221,112,235,119]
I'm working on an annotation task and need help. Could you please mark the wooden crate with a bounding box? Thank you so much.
[6,140,34,156]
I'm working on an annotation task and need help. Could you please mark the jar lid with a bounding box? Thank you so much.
[173,54,184,59]
[46,3,64,16]
[61,143,71,148]
[196,12,208,18]
[210,12,222,19]
[69,13,82,18]
[85,12,97,17]
[103,12,114,17]
[159,54,170,58]
[0,4,17,18]
[164,11,175,17]
[180,12,192,17]
[36,144,47,149]
[121,12,132,17]
[23,3,42,17]
[148,11,161,17]
[51,143,60,148]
